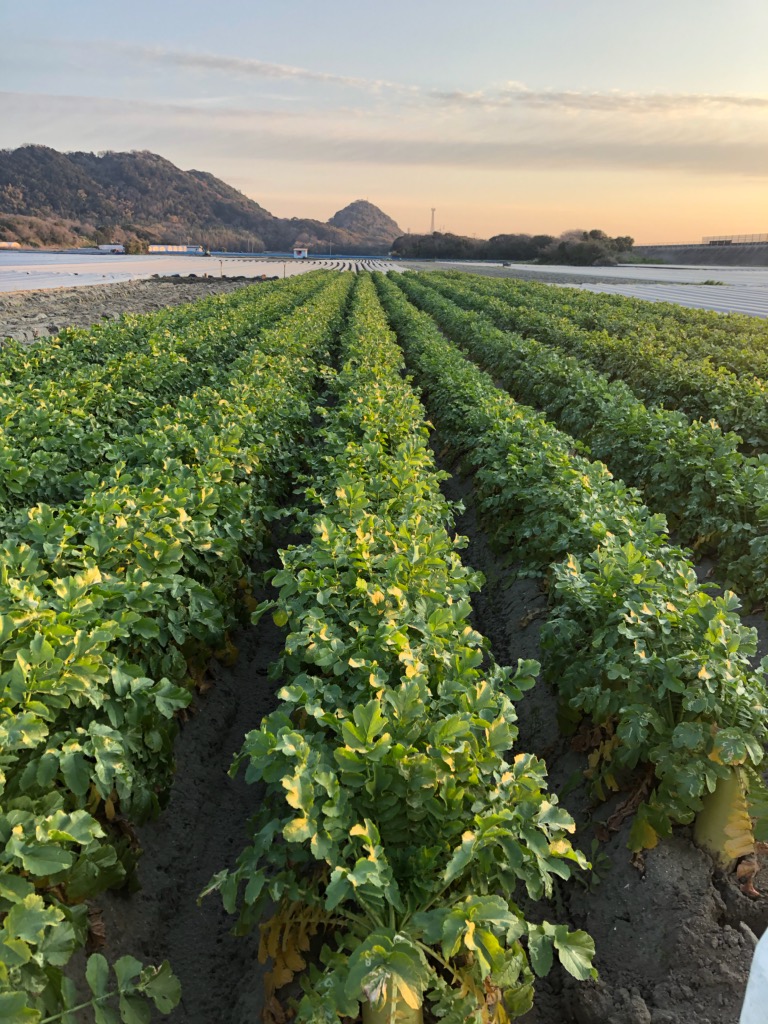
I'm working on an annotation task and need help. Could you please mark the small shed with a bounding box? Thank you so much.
[293,247,309,259]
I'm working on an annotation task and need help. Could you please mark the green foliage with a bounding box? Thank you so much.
[544,543,767,840]
[208,275,593,1021]
[0,272,325,510]
[0,272,354,1015]
[434,269,768,450]
[373,271,768,852]
[395,271,768,609]
[538,229,634,265]
[34,954,180,1023]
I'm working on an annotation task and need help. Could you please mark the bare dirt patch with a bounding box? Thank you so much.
[0,276,269,343]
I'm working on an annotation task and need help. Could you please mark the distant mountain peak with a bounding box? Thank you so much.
[328,199,401,240]
[0,147,401,253]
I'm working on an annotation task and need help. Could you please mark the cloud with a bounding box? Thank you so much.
[122,43,414,95]
[3,91,766,180]
[116,43,768,117]
[427,82,768,114]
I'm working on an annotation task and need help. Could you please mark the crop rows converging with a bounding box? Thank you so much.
[391,272,768,610]
[206,274,595,1022]
[373,271,767,846]
[425,270,768,453]
[2,270,766,1023]
[447,271,768,382]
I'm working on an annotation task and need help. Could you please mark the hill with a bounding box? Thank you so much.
[328,200,402,250]
[0,146,401,254]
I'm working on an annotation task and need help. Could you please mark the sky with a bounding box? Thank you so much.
[1,0,767,243]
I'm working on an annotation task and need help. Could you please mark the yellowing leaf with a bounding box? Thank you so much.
[628,816,659,852]
[282,817,311,842]
[395,979,422,1010]
[549,839,574,856]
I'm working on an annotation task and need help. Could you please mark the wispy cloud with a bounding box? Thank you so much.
[120,42,768,116]
[427,82,768,113]
[123,43,414,95]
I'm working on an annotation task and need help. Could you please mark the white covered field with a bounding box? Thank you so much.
[2,251,768,318]
[423,260,768,318]
[0,252,400,292]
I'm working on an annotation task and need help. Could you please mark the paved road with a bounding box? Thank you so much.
[0,253,399,292]
[401,260,768,318]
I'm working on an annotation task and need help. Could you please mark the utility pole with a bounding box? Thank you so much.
[430,208,436,233]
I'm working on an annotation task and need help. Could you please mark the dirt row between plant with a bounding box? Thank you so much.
[93,607,283,1024]
[0,275,270,343]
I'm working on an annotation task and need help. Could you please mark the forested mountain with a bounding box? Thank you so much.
[0,146,401,253]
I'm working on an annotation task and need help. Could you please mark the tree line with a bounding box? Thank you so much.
[391,229,634,266]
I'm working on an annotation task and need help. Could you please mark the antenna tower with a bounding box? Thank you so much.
[430,208,436,233]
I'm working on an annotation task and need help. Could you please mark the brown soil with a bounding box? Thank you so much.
[0,276,270,343]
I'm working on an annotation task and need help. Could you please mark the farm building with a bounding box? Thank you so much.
[148,244,205,254]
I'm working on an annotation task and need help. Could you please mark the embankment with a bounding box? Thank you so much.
[633,243,768,266]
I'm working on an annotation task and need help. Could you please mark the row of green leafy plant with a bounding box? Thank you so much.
[464,271,768,380]
[0,273,327,512]
[207,274,596,1024]
[0,273,354,1021]
[393,272,768,611]
[0,277,305,383]
[373,271,768,861]
[428,271,768,454]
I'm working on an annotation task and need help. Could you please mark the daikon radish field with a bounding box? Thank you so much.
[1,269,766,1024]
